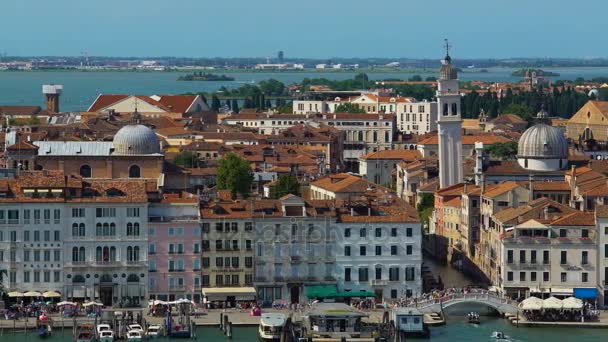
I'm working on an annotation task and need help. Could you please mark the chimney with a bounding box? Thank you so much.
[42,84,63,113]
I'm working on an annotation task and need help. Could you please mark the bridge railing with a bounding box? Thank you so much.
[402,291,518,309]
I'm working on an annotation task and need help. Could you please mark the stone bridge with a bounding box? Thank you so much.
[404,292,518,315]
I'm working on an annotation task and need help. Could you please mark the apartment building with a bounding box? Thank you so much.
[335,201,422,299]
[148,192,201,302]
[500,212,597,299]
[0,171,149,308]
[396,101,437,135]
[200,192,256,292]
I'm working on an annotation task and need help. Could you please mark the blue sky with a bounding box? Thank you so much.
[1,0,604,58]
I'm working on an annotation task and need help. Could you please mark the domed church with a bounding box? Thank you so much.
[517,107,569,171]
[10,112,165,180]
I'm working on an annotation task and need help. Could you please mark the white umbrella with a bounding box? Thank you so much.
[562,297,583,310]
[43,291,61,298]
[148,300,167,306]
[519,297,543,311]
[543,296,563,310]
[23,291,42,297]
[82,301,103,307]
[7,292,24,298]
[57,301,76,307]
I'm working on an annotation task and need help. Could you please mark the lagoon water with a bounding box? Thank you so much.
[2,67,608,112]
[0,321,606,342]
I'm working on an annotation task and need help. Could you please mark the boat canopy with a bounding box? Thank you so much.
[305,285,338,299]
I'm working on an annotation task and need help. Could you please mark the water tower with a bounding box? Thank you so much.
[42,84,63,112]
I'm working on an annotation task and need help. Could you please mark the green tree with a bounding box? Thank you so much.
[231,99,239,113]
[502,103,535,123]
[335,103,366,113]
[217,153,254,198]
[273,174,300,198]
[417,193,435,232]
[277,102,293,113]
[173,151,199,168]
[258,79,285,96]
[211,95,221,112]
[486,141,519,160]
[408,75,423,82]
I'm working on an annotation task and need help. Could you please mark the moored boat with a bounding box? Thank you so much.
[127,330,143,341]
[96,324,114,342]
[75,323,96,342]
[258,313,287,340]
[146,325,164,338]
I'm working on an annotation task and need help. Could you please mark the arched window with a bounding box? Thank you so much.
[110,247,116,261]
[79,247,85,262]
[127,274,139,282]
[96,223,102,236]
[100,274,112,283]
[72,223,79,237]
[102,247,110,262]
[451,103,458,116]
[372,131,378,142]
[127,246,133,262]
[79,165,92,178]
[443,103,448,116]
[79,223,85,236]
[110,223,116,236]
[72,247,79,262]
[559,159,563,169]
[127,223,133,236]
[134,246,140,261]
[133,223,140,236]
[358,131,363,141]
[103,223,109,236]
[129,165,141,178]
[96,247,102,262]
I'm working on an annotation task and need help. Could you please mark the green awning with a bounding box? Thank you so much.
[306,285,338,299]
[332,291,377,298]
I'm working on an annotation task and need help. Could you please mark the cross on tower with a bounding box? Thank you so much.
[444,39,452,57]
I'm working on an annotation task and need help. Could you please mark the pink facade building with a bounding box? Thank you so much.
[147,193,201,302]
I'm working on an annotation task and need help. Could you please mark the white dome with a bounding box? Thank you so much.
[113,124,161,155]
[517,122,568,171]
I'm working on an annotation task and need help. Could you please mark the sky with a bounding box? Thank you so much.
[1,0,605,59]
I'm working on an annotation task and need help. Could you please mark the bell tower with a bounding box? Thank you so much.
[437,39,463,188]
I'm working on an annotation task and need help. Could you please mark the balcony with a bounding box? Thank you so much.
[371,279,388,286]
[323,276,336,282]
[126,261,146,267]
[254,277,267,282]
[149,215,199,223]
[93,261,122,267]
[168,268,185,272]
[273,276,285,282]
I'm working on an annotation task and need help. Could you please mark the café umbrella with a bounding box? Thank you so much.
[562,297,583,310]
[7,292,23,298]
[43,291,61,298]
[82,301,103,307]
[518,296,543,311]
[23,291,42,297]
[543,296,563,310]
[57,301,76,307]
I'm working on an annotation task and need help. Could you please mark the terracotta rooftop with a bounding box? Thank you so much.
[310,173,371,194]
[550,211,595,226]
[361,149,421,161]
[418,134,512,145]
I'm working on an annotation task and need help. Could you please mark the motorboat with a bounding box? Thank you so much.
[259,313,287,340]
[492,331,507,339]
[37,319,52,338]
[127,330,143,341]
[96,324,114,342]
[75,323,96,342]
[146,325,163,338]
[127,324,144,333]
[467,312,480,324]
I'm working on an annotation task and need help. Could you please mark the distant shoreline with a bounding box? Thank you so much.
[2,66,607,74]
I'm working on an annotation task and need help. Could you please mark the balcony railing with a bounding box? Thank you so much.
[149,215,199,223]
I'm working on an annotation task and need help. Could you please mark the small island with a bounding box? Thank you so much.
[178,72,235,81]
[512,68,560,77]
